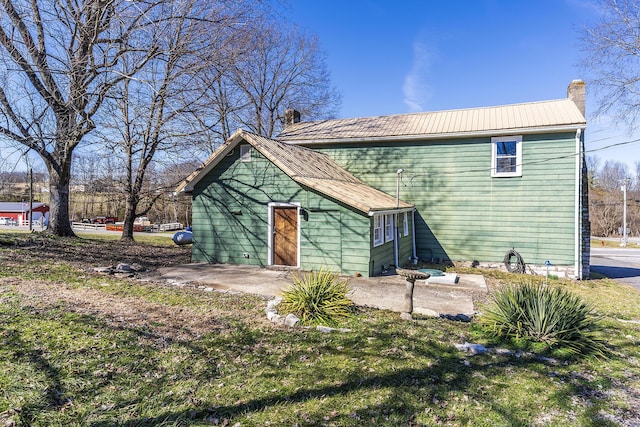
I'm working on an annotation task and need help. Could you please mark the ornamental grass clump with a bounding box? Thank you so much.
[480,281,608,358]
[280,269,354,326]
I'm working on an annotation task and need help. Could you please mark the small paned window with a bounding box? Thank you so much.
[491,136,522,177]
[373,215,384,247]
[385,214,394,242]
[240,145,251,162]
[403,212,409,236]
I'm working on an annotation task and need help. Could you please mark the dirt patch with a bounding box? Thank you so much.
[4,277,229,342]
[0,234,236,342]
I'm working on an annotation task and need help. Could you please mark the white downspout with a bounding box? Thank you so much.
[395,168,404,268]
[411,209,417,261]
[394,214,399,267]
[574,128,583,279]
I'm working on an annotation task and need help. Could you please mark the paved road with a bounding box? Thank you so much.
[591,246,640,290]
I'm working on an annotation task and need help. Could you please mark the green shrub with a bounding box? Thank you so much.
[480,281,608,358]
[280,269,354,326]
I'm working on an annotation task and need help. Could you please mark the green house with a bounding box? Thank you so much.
[279,81,589,279]
[179,81,589,279]
[176,130,414,277]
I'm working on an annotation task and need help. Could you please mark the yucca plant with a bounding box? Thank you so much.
[481,281,608,358]
[280,269,354,326]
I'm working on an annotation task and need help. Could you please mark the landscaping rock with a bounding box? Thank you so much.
[271,314,286,325]
[130,263,145,272]
[284,313,300,327]
[400,312,413,321]
[455,342,488,355]
[417,308,439,317]
[116,263,133,273]
[93,263,147,276]
[266,298,281,314]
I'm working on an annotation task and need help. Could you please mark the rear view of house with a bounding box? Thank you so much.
[179,81,589,279]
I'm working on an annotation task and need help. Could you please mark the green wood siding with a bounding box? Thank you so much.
[368,213,414,275]
[298,191,373,275]
[313,132,577,266]
[370,233,394,276]
[191,143,381,276]
[399,213,414,265]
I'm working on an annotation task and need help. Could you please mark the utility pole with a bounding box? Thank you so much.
[621,178,630,247]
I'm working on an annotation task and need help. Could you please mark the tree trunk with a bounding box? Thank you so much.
[120,195,138,242]
[47,166,75,237]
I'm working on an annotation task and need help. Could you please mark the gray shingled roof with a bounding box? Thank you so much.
[278,99,586,143]
[176,130,413,215]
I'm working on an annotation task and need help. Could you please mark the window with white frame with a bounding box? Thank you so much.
[240,145,251,162]
[403,212,409,236]
[373,215,384,247]
[384,214,394,242]
[491,136,522,177]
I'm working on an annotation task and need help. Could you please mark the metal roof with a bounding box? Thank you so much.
[176,130,413,215]
[278,99,586,144]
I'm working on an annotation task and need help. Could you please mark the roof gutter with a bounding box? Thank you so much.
[368,207,415,216]
[283,124,586,146]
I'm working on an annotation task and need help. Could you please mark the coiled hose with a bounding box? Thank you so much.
[503,249,526,274]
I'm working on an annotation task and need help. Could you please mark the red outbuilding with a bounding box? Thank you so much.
[0,202,49,225]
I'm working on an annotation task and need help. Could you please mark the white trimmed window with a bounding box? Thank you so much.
[240,145,251,162]
[384,214,394,242]
[373,215,384,247]
[403,212,409,236]
[491,136,522,177]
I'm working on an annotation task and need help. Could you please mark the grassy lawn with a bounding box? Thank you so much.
[73,230,176,246]
[1,232,639,426]
[591,238,640,249]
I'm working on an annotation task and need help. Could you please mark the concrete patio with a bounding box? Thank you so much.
[155,263,488,316]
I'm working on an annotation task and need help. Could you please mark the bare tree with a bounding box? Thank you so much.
[102,0,252,241]
[143,160,198,225]
[589,160,633,236]
[581,0,640,127]
[0,0,157,236]
[71,153,103,221]
[586,155,601,188]
[219,24,341,138]
[200,69,245,145]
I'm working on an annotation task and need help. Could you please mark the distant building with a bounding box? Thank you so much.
[0,202,49,224]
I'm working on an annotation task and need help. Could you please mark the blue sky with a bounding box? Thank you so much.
[283,0,638,174]
[2,1,636,176]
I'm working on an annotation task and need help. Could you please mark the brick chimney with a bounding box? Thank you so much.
[568,79,586,117]
[284,108,301,128]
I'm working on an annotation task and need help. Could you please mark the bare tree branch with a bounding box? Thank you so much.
[581,0,640,128]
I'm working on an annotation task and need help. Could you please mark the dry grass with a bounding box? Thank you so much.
[1,232,639,426]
